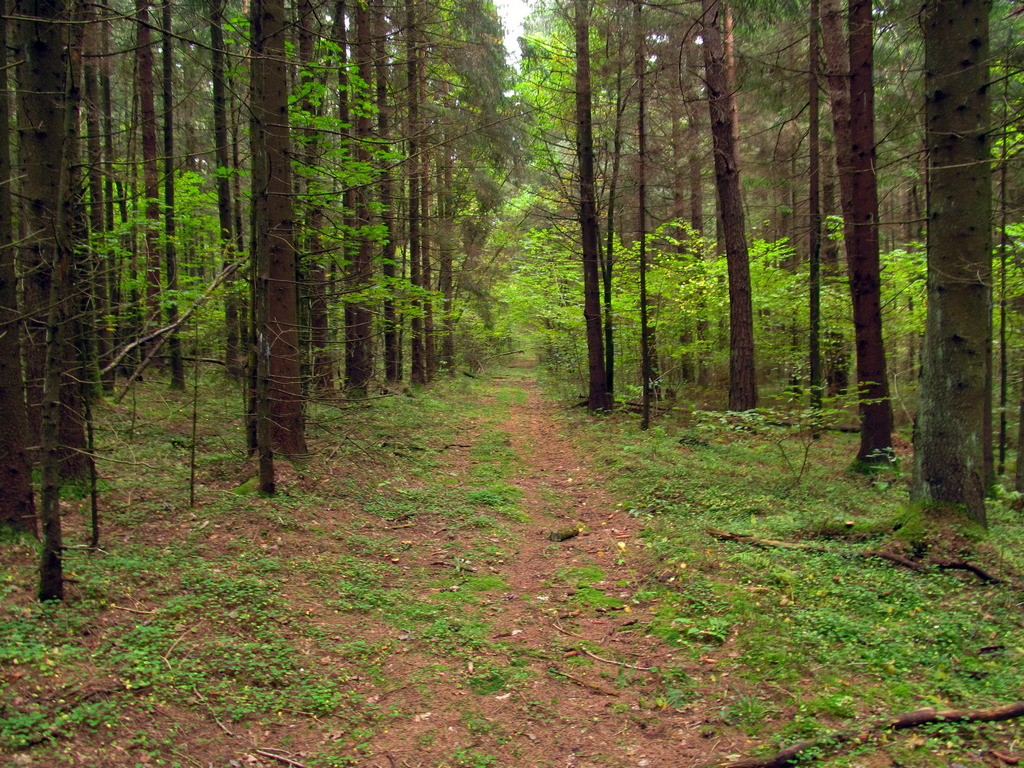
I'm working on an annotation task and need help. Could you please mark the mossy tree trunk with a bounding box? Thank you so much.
[911,0,991,527]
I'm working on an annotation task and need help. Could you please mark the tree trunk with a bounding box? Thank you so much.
[575,0,610,411]
[210,0,242,381]
[635,0,651,429]
[911,0,991,527]
[137,0,161,334]
[808,0,822,409]
[83,6,110,392]
[701,0,756,411]
[16,0,70,596]
[251,0,307,458]
[602,67,622,397]
[297,0,332,393]
[376,3,400,384]
[163,3,184,390]
[408,0,426,386]
[0,2,36,535]
[345,0,376,393]
[821,0,893,463]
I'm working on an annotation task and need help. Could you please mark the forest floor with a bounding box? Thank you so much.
[2,359,1024,768]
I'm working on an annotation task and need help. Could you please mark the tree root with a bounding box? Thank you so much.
[707,528,1020,586]
[706,702,1024,768]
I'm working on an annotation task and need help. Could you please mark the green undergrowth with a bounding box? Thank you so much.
[4,367,1023,767]
[567,399,1024,763]
[0,371,540,765]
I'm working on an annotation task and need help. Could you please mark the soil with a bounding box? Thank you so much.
[1,366,753,768]
[329,370,738,767]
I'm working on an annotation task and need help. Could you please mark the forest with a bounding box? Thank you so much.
[1,0,1024,764]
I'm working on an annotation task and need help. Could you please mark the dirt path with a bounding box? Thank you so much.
[353,368,718,767]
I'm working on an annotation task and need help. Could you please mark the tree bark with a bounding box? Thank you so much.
[163,3,184,390]
[376,3,400,384]
[408,0,426,386]
[297,0,332,394]
[911,0,991,526]
[701,0,756,411]
[635,0,651,429]
[808,0,822,409]
[0,2,36,535]
[820,0,893,463]
[346,0,376,393]
[575,0,610,411]
[136,0,161,333]
[251,0,307,459]
[210,0,243,381]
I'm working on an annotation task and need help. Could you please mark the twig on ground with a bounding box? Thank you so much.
[552,622,582,638]
[579,647,652,671]
[111,604,156,615]
[548,667,620,696]
[255,749,306,767]
[191,687,234,737]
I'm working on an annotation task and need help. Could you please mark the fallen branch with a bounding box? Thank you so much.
[255,748,306,768]
[548,526,581,542]
[579,647,652,671]
[107,259,245,400]
[705,701,1024,768]
[548,667,619,696]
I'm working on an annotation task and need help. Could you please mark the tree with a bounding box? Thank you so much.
[911,0,992,526]
[635,0,651,428]
[347,0,376,392]
[16,0,73,599]
[210,0,243,380]
[251,0,308,469]
[0,1,36,535]
[163,3,185,390]
[820,0,893,464]
[701,0,756,411]
[808,0,823,410]
[575,0,611,412]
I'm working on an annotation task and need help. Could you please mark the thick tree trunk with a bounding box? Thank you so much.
[701,0,756,411]
[251,0,307,458]
[911,0,991,526]
[0,3,36,535]
[574,0,610,411]
[16,0,70,596]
